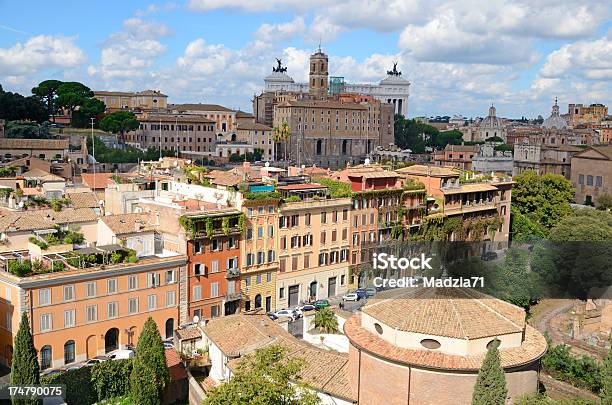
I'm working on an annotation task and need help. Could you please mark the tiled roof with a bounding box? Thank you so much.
[396,165,459,177]
[0,138,69,150]
[169,103,234,112]
[345,313,546,371]
[20,168,64,182]
[0,208,98,232]
[140,114,215,124]
[444,144,480,152]
[441,183,498,194]
[235,110,254,118]
[361,288,525,339]
[101,213,153,235]
[205,170,244,187]
[65,191,99,208]
[165,348,187,381]
[237,122,272,131]
[81,173,115,189]
[200,376,218,393]
[206,313,355,402]
[176,325,202,340]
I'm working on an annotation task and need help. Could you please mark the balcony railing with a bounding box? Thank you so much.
[226,267,240,279]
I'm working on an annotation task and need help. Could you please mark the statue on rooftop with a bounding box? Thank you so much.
[273,58,287,73]
[387,62,402,76]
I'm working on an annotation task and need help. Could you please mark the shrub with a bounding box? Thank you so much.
[41,367,96,405]
[91,359,133,400]
[542,343,603,393]
[8,260,31,277]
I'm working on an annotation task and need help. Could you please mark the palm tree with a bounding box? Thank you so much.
[272,121,291,162]
[311,307,339,334]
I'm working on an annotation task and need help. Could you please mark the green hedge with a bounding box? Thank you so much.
[91,359,133,400]
[41,367,96,405]
[542,343,603,394]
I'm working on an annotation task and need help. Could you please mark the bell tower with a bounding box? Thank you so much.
[309,44,328,98]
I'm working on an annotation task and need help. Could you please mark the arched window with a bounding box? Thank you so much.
[255,294,262,309]
[64,340,75,364]
[165,318,174,340]
[420,338,441,349]
[40,345,52,370]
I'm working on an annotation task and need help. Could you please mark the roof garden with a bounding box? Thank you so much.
[179,210,246,239]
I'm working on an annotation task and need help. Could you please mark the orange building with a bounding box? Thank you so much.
[0,249,186,370]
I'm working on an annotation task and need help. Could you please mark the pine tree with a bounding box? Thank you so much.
[472,340,507,405]
[130,317,169,405]
[603,338,612,405]
[11,312,40,405]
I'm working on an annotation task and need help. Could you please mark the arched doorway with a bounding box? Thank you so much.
[40,345,52,370]
[254,294,262,309]
[105,328,119,353]
[64,340,75,364]
[309,281,317,301]
[165,319,174,340]
[86,335,97,359]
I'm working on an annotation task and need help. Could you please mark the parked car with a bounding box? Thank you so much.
[267,311,279,320]
[107,349,134,360]
[164,342,175,349]
[342,293,359,302]
[481,251,498,261]
[84,356,109,366]
[292,307,304,319]
[299,303,316,312]
[273,309,298,321]
[314,299,330,310]
[365,286,377,297]
[355,289,367,300]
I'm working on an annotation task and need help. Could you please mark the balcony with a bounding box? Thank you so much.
[224,291,242,302]
[226,267,240,279]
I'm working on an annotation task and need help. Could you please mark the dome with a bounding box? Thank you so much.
[542,98,567,129]
[479,104,503,130]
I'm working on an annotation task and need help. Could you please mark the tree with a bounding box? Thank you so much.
[11,312,40,405]
[272,121,291,161]
[130,317,169,405]
[494,144,513,153]
[71,97,106,128]
[512,171,574,229]
[603,338,612,405]
[510,208,547,241]
[4,121,50,139]
[31,80,62,122]
[99,111,139,146]
[311,307,339,333]
[0,88,48,123]
[597,193,612,211]
[472,340,507,405]
[56,82,93,125]
[203,345,320,405]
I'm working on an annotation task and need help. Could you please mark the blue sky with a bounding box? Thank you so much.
[0,0,610,118]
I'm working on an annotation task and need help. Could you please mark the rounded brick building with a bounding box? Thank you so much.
[344,287,547,405]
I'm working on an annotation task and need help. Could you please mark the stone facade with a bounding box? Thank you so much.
[570,146,612,206]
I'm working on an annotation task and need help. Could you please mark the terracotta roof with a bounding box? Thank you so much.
[20,168,64,182]
[165,348,187,381]
[81,173,115,189]
[441,183,498,194]
[237,122,272,131]
[65,191,99,208]
[235,110,254,118]
[0,208,98,232]
[205,170,244,187]
[0,138,69,150]
[444,144,480,152]
[361,288,525,339]
[277,183,326,191]
[101,213,154,235]
[205,313,355,402]
[200,376,218,393]
[302,166,329,176]
[21,187,44,196]
[169,103,234,112]
[176,325,202,340]
[396,165,459,177]
[344,313,547,371]
[577,145,612,160]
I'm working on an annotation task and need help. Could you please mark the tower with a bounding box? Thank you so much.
[309,45,328,98]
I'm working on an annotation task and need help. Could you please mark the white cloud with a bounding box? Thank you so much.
[254,17,305,43]
[0,35,86,76]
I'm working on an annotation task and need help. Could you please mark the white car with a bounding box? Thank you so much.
[292,307,304,319]
[343,293,359,302]
[107,349,134,360]
[274,309,298,321]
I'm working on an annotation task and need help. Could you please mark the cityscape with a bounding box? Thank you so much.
[0,1,611,405]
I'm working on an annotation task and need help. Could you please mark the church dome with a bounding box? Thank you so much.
[542,98,567,129]
[479,105,504,130]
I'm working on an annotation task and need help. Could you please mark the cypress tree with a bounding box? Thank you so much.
[130,317,169,405]
[11,312,40,405]
[603,338,612,405]
[472,339,507,405]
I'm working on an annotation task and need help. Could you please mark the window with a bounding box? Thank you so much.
[165,269,177,284]
[64,309,75,327]
[5,287,11,304]
[63,285,74,302]
[587,175,593,186]
[107,302,118,319]
[246,253,254,266]
[39,289,51,306]
[279,287,285,299]
[258,206,264,215]
[321,212,327,224]
[257,251,265,264]
[268,226,274,237]
[64,340,75,364]
[211,260,219,273]
[256,274,262,284]
[596,176,603,187]
[267,250,275,262]
[280,236,287,250]
[40,346,52,370]
[194,263,203,275]
[332,211,338,223]
[247,207,253,217]
[128,275,137,290]
[305,213,311,226]
[318,253,327,266]
[211,305,220,318]
[332,230,337,242]
[6,313,12,331]
[342,228,348,241]
[128,298,138,314]
[257,226,264,238]
[303,234,312,246]
[147,273,160,287]
[341,275,346,285]
[228,237,236,248]
[420,339,441,349]
[268,205,274,214]
[292,256,298,271]
[279,258,286,272]
[245,276,251,287]
[148,295,157,310]
[304,254,310,269]
[86,305,97,322]
[211,283,219,298]
[578,174,584,185]
[227,257,237,269]
[342,209,348,221]
[193,285,202,300]
[107,278,117,294]
[212,239,219,251]
[166,291,176,307]
[320,231,326,245]
[266,272,272,283]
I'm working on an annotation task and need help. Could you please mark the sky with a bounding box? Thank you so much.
[0,0,610,118]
